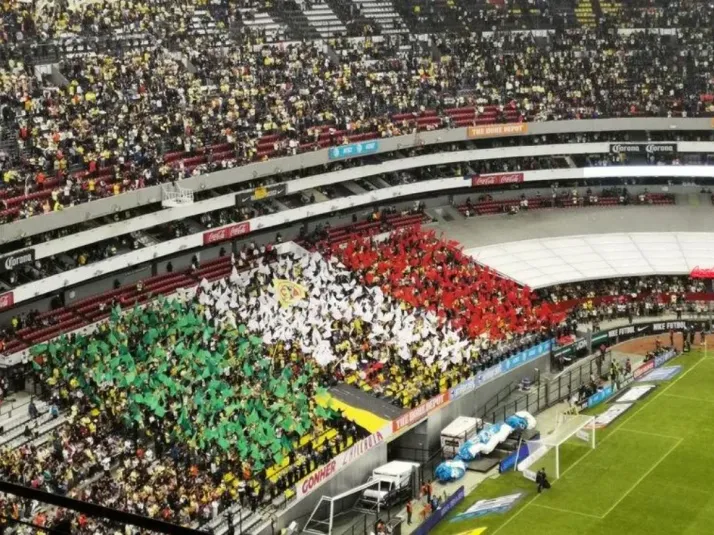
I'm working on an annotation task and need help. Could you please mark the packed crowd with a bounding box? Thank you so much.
[537,275,712,327]
[540,276,706,305]
[2,1,714,530]
[12,225,571,528]
[333,227,562,340]
[2,19,714,222]
[24,273,365,533]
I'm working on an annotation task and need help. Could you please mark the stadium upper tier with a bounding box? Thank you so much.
[1,0,711,45]
[1,20,713,232]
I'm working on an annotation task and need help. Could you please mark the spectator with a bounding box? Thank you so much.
[28,398,38,419]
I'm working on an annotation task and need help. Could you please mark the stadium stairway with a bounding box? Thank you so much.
[0,394,69,451]
[591,0,604,20]
[298,0,347,38]
[234,7,288,40]
[0,393,44,437]
[347,0,408,34]
[325,0,382,34]
[200,503,264,535]
[267,0,322,40]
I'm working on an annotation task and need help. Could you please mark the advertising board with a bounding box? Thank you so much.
[295,425,391,500]
[609,143,677,154]
[470,172,524,187]
[466,123,528,139]
[392,393,451,433]
[328,141,380,161]
[412,486,465,535]
[0,249,35,273]
[202,221,251,245]
[0,292,14,310]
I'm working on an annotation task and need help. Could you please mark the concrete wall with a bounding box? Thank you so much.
[276,350,550,532]
[423,353,550,452]
[276,443,389,529]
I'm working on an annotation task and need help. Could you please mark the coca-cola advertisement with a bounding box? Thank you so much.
[470,172,525,187]
[202,221,251,245]
[0,292,14,310]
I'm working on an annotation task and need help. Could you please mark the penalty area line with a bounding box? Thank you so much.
[601,438,683,519]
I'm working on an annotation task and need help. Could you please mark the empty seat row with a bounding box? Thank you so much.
[458,194,676,217]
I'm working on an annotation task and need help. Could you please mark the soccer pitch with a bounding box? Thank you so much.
[432,348,714,535]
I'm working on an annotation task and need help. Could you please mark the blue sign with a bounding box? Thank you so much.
[449,340,553,400]
[328,140,379,160]
[449,378,476,400]
[654,349,677,368]
[451,493,523,522]
[586,384,615,409]
[412,486,465,535]
[500,340,553,374]
[499,442,531,473]
[639,365,682,382]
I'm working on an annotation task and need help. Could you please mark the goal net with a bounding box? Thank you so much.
[516,414,596,482]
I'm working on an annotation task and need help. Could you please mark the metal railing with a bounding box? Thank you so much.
[478,351,614,423]
[548,350,613,404]
[161,184,195,208]
[479,384,548,424]
[390,445,444,485]
[479,379,517,418]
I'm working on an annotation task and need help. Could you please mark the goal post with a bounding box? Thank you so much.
[518,414,595,481]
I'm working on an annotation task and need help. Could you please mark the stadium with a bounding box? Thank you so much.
[1,0,714,533]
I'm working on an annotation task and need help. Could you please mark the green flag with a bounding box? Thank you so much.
[250,444,263,462]
[274,382,288,398]
[246,410,260,425]
[179,409,192,432]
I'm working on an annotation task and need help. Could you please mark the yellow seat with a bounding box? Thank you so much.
[266,457,290,479]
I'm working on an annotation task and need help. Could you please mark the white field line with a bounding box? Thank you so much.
[491,351,709,533]
[601,438,683,518]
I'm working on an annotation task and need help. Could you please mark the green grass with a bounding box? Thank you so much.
[432,349,714,535]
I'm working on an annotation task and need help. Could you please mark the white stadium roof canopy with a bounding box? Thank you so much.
[465,233,714,289]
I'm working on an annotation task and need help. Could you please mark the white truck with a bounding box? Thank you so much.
[360,461,420,508]
[440,416,481,458]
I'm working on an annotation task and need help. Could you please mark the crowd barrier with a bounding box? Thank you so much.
[2,117,713,243]
[411,486,465,535]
